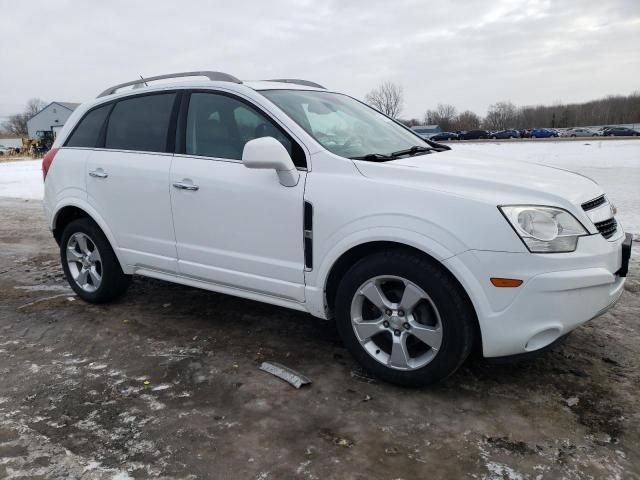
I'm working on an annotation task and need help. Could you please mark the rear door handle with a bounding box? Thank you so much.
[88,169,108,178]
[172,181,199,191]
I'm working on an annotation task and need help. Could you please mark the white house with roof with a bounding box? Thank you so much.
[27,101,80,138]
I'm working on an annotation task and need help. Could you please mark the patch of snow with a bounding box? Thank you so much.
[0,160,43,199]
[14,285,71,292]
[151,384,171,391]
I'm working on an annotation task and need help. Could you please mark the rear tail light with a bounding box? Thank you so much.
[42,148,59,181]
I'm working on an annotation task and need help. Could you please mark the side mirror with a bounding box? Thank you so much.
[242,137,300,187]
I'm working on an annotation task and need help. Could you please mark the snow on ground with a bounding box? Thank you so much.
[452,139,640,233]
[0,159,43,199]
[0,140,638,231]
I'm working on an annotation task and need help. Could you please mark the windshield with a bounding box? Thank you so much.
[260,89,436,160]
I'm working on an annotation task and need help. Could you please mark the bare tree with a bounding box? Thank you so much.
[1,98,48,137]
[453,110,481,131]
[2,113,29,136]
[365,81,404,118]
[25,98,47,117]
[424,103,457,131]
[483,101,518,130]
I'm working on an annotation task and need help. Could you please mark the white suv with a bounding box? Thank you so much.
[43,71,632,386]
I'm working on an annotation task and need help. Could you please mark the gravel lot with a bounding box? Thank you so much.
[0,197,639,479]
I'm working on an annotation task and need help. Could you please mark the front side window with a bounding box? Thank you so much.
[185,92,305,167]
[105,93,176,152]
[260,90,433,159]
[65,105,110,148]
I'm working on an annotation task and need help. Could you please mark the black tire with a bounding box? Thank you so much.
[60,218,131,303]
[335,249,475,387]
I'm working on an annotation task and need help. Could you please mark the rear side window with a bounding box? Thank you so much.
[105,93,176,153]
[65,105,110,148]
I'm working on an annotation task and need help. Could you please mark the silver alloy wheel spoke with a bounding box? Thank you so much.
[88,266,102,286]
[67,247,83,262]
[360,281,391,311]
[399,282,424,313]
[409,320,442,351]
[353,318,385,344]
[389,333,411,369]
[88,249,101,262]
[76,234,90,254]
[76,268,89,286]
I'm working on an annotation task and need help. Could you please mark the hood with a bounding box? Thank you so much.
[354,148,603,209]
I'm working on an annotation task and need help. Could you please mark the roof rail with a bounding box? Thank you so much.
[97,71,242,98]
[265,79,326,89]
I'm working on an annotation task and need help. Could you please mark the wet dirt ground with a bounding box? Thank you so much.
[0,197,639,479]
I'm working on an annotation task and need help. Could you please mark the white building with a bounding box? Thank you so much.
[27,102,79,138]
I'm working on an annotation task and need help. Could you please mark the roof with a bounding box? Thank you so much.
[27,101,80,122]
[56,102,80,111]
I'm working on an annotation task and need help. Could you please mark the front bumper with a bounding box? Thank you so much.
[445,233,631,358]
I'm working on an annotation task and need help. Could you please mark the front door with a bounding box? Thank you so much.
[169,91,307,302]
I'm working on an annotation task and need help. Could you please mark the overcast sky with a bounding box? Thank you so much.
[1,0,639,122]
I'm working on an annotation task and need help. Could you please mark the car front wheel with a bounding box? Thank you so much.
[335,250,475,387]
[60,218,131,303]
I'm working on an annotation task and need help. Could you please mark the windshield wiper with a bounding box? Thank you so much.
[350,146,438,162]
[349,153,393,162]
[389,145,435,158]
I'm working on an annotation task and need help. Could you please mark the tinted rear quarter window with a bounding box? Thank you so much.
[65,105,111,148]
[105,93,176,152]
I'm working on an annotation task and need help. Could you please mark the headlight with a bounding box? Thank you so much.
[499,206,588,253]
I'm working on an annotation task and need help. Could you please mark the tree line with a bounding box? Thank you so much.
[365,81,640,131]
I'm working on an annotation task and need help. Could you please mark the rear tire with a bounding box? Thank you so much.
[335,249,475,387]
[60,218,131,303]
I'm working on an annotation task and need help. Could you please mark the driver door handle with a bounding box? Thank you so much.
[173,181,199,191]
[88,169,108,178]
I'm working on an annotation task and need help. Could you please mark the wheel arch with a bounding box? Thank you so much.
[51,200,128,272]
[322,240,482,351]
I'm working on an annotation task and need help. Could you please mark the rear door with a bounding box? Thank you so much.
[86,92,179,273]
[169,91,307,301]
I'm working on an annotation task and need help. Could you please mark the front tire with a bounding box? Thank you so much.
[60,218,130,303]
[335,250,475,387]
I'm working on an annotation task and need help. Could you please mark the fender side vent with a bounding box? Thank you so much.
[304,201,313,269]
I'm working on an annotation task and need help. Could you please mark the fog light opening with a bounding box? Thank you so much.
[525,328,562,352]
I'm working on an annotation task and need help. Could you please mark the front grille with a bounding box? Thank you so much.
[594,217,617,239]
[582,195,606,211]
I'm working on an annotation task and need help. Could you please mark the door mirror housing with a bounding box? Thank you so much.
[242,137,300,187]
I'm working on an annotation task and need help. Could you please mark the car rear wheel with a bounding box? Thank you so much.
[335,250,475,387]
[60,218,131,303]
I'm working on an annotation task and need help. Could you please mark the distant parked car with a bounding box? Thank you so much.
[490,129,520,139]
[603,127,639,137]
[528,128,555,139]
[430,132,459,141]
[0,145,13,155]
[460,129,490,140]
[562,127,596,137]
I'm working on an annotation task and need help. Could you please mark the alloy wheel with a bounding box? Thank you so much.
[66,232,103,292]
[350,275,443,371]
